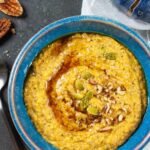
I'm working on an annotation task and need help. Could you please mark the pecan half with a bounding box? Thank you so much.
[0,0,5,3]
[0,18,11,39]
[0,0,23,16]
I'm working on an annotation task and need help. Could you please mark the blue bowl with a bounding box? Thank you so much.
[8,16,150,150]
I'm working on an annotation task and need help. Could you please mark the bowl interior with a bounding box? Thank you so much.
[8,16,150,150]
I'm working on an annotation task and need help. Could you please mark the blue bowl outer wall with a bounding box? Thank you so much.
[8,16,150,150]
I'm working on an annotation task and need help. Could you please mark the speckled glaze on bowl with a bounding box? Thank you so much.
[8,16,150,150]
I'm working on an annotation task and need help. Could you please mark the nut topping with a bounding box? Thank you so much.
[103,96,108,101]
[98,127,112,132]
[0,0,5,3]
[107,82,113,90]
[118,114,124,122]
[121,107,128,114]
[96,85,103,94]
[89,78,97,85]
[102,103,111,114]
[0,18,11,39]
[105,118,112,125]
[116,86,126,95]
[108,109,113,114]
[0,0,23,16]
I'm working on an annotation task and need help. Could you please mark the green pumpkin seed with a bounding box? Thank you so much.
[82,72,93,80]
[84,91,93,100]
[74,79,84,91]
[73,93,84,99]
[79,91,93,111]
[103,52,117,60]
[87,106,99,115]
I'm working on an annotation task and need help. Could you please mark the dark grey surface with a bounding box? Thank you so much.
[0,103,19,150]
[0,0,82,149]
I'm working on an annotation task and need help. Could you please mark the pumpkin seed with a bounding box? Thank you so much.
[74,79,84,91]
[79,91,93,111]
[87,106,99,115]
[73,93,84,99]
[82,72,93,80]
[103,52,117,60]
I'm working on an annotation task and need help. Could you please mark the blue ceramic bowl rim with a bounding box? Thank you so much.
[8,15,150,150]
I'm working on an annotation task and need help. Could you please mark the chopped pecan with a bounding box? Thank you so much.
[87,114,102,125]
[98,127,112,132]
[113,117,118,125]
[121,107,128,114]
[0,18,11,39]
[89,78,97,85]
[118,114,125,122]
[102,103,111,114]
[0,0,5,3]
[105,118,112,125]
[116,86,126,95]
[120,85,126,91]
[107,82,113,90]
[0,0,23,16]
[113,114,125,125]
[96,85,103,94]
[108,109,113,114]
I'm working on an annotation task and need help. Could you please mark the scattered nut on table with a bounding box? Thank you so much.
[0,18,11,39]
[0,0,23,16]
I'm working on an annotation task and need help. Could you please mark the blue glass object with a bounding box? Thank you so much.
[113,0,150,23]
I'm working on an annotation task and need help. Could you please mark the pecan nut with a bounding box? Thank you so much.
[0,0,23,16]
[0,18,11,39]
[0,0,5,3]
